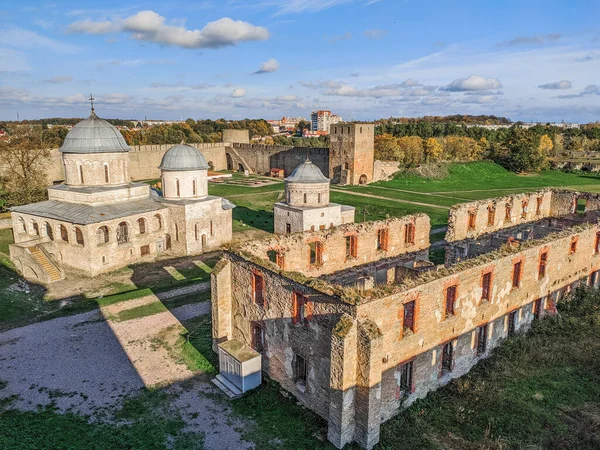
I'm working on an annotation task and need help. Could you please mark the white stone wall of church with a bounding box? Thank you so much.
[183,198,233,254]
[274,205,305,234]
[286,182,330,207]
[162,169,208,199]
[62,152,130,186]
[47,184,150,206]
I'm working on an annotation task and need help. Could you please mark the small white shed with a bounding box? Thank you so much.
[214,339,261,397]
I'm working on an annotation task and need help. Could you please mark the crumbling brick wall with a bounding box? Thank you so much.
[234,215,431,277]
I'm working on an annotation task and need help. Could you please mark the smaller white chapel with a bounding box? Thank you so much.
[273,159,355,234]
[9,108,234,283]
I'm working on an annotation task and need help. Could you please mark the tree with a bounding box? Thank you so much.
[423,137,443,162]
[374,134,402,161]
[295,120,310,134]
[0,125,52,207]
[493,127,547,173]
[539,134,554,156]
[397,136,424,167]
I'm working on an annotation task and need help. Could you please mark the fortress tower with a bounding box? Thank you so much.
[328,123,374,185]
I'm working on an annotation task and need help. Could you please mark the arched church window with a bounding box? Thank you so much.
[44,222,53,240]
[75,227,84,246]
[60,225,69,242]
[104,164,110,183]
[193,179,197,196]
[195,224,199,241]
[96,226,109,245]
[137,218,146,234]
[318,193,322,204]
[17,217,26,234]
[152,214,163,231]
[176,179,180,197]
[79,165,84,184]
[303,193,307,203]
[31,221,39,236]
[117,222,129,244]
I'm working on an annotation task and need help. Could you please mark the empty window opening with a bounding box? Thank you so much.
[377,228,389,251]
[468,211,477,230]
[318,193,322,204]
[533,298,543,320]
[286,223,291,234]
[294,354,307,385]
[79,165,84,184]
[405,222,415,245]
[445,285,457,318]
[476,324,488,356]
[487,206,495,227]
[319,225,325,231]
[576,198,587,214]
[195,224,199,241]
[441,342,453,374]
[505,203,512,222]
[536,196,543,215]
[153,214,163,231]
[96,226,109,245]
[310,225,315,231]
[210,220,213,236]
[292,292,311,326]
[141,245,150,256]
[309,241,323,266]
[60,224,69,242]
[176,179,180,197]
[201,234,207,249]
[252,271,265,306]
[508,310,518,335]
[570,237,578,255]
[481,272,492,302]
[252,323,264,353]
[399,360,413,395]
[75,227,84,246]
[403,300,416,335]
[192,179,197,196]
[32,222,39,236]
[595,232,600,254]
[345,235,357,260]
[512,261,522,288]
[539,251,548,278]
[303,193,307,203]
[45,222,53,241]
[521,200,528,219]
[267,250,285,269]
[117,222,129,244]
[138,218,146,234]
[104,164,109,183]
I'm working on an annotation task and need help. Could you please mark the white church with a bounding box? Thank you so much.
[9,108,234,284]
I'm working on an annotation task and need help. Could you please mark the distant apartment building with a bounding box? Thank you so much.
[311,110,342,133]
[267,117,306,133]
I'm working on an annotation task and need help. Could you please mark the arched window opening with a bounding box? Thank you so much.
[359,174,368,185]
[201,234,207,249]
[176,179,180,197]
[75,227,84,246]
[175,223,179,241]
[117,222,129,244]
[165,234,172,250]
[45,222,53,240]
[195,224,199,241]
[32,221,39,236]
[60,225,69,242]
[79,165,84,184]
[318,193,322,204]
[152,214,163,231]
[303,193,307,203]
[137,218,146,234]
[17,217,26,234]
[104,164,110,183]
[210,220,213,236]
[96,226,109,245]
[193,179,197,196]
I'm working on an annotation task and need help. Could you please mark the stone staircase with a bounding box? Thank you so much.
[211,374,242,398]
[27,245,62,282]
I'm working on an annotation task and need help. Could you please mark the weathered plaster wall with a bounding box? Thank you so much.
[230,144,329,176]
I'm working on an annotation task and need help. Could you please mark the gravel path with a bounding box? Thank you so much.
[331,187,451,210]
[156,281,210,300]
[0,301,252,450]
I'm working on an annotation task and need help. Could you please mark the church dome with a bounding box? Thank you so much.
[159,144,209,171]
[59,111,130,154]
[285,159,329,184]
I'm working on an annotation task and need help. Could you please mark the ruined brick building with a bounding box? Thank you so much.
[212,189,600,449]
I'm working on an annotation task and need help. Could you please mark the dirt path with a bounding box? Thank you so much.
[0,300,253,450]
[351,185,472,202]
[331,188,451,210]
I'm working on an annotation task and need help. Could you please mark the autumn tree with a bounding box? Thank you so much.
[0,125,53,207]
[398,136,424,167]
[492,127,547,173]
[423,137,443,162]
[539,134,553,156]
[374,134,402,161]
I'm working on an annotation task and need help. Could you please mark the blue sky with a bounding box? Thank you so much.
[1,0,600,122]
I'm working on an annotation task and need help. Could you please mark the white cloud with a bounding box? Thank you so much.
[254,58,280,74]
[231,88,246,98]
[364,29,387,39]
[266,0,381,16]
[44,76,74,84]
[0,48,31,72]
[497,33,561,47]
[0,27,79,53]
[538,80,571,90]
[443,75,502,92]
[558,85,600,99]
[150,82,213,90]
[327,32,351,44]
[68,10,269,49]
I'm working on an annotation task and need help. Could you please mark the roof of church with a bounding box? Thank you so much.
[59,111,130,154]
[159,144,209,171]
[11,198,164,225]
[285,159,329,184]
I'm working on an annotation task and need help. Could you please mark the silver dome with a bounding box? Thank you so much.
[159,144,209,171]
[285,159,329,184]
[59,112,130,154]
